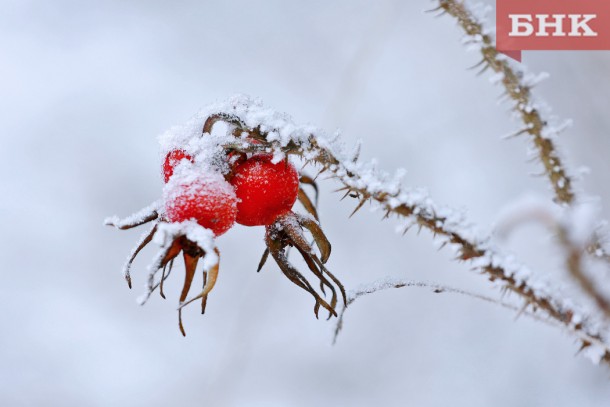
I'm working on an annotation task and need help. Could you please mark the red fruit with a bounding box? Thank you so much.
[231,155,299,226]
[164,175,238,236]
[163,150,193,183]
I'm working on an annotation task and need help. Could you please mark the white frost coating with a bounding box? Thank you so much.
[348,277,412,302]
[583,343,606,365]
[104,200,162,227]
[541,119,573,139]
[163,168,237,211]
[136,220,219,305]
[152,221,218,270]
[158,95,318,182]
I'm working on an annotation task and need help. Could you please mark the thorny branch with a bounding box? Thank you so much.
[436,0,574,203]
[205,109,610,365]
[435,0,610,318]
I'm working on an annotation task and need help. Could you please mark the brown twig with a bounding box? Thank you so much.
[437,0,574,203]
[437,0,610,317]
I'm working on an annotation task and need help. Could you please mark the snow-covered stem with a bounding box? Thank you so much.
[324,164,610,363]
[332,278,610,355]
[437,0,574,204]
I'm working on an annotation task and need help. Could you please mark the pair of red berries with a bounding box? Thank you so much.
[162,149,299,235]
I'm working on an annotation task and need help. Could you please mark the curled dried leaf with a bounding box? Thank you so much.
[299,215,331,264]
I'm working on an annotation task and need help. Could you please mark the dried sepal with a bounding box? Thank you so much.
[178,248,220,310]
[104,202,159,230]
[297,214,332,264]
[159,259,174,299]
[263,211,344,319]
[201,271,208,314]
[108,208,221,335]
[267,234,336,318]
[257,248,270,272]
[297,188,319,221]
[298,175,320,222]
[123,223,158,288]
[299,175,319,205]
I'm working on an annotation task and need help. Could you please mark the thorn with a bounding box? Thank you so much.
[575,341,591,356]
[313,167,327,181]
[424,5,443,13]
[349,197,368,218]
[467,58,487,70]
[501,128,529,140]
[159,265,167,299]
[125,275,132,289]
[351,141,362,163]
[340,190,351,201]
[333,186,350,193]
[179,308,186,337]
[497,92,510,103]
[476,63,491,76]
[514,301,529,321]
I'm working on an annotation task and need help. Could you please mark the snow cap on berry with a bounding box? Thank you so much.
[163,169,238,236]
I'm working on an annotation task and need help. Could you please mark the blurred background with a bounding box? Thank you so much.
[2,0,610,405]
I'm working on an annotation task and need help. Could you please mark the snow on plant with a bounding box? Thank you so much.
[106,94,610,365]
[105,0,610,367]
[106,97,345,335]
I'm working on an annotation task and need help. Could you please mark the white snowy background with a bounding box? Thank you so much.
[2,0,610,406]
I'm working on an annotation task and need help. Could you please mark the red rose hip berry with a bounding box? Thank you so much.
[231,155,299,226]
[164,175,238,236]
[163,149,193,183]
